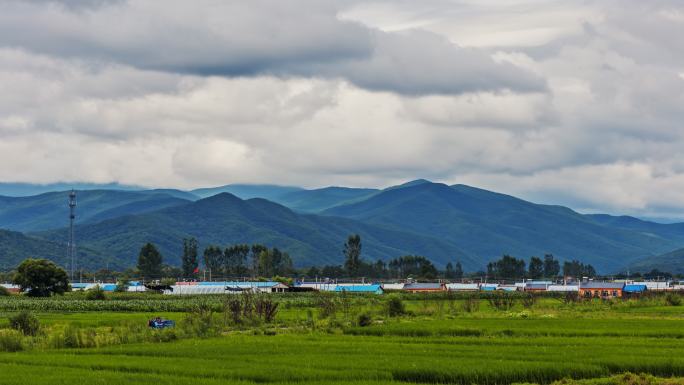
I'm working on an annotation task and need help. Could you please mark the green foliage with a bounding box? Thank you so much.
[462,295,480,313]
[13,258,69,297]
[487,255,526,280]
[137,243,163,278]
[564,260,597,278]
[387,295,406,317]
[544,254,561,277]
[115,278,130,292]
[665,293,682,306]
[0,329,23,352]
[9,311,40,336]
[181,238,199,278]
[388,255,438,279]
[85,286,107,300]
[343,234,362,277]
[357,312,372,327]
[529,256,544,278]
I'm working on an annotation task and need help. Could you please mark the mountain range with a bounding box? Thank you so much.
[1,179,683,273]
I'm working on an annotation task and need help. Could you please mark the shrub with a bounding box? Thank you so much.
[254,296,279,323]
[0,286,10,296]
[357,313,372,327]
[114,279,130,293]
[521,293,538,308]
[387,295,406,317]
[85,286,106,300]
[488,293,516,311]
[316,292,338,319]
[0,329,23,352]
[665,293,682,306]
[9,311,40,336]
[463,296,480,313]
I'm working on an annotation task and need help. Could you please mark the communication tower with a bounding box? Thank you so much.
[68,190,77,281]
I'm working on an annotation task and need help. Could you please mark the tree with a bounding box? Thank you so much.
[562,260,596,278]
[202,245,223,279]
[487,255,526,280]
[543,254,560,278]
[343,234,362,277]
[224,244,250,276]
[454,261,464,279]
[250,244,268,276]
[181,238,199,278]
[13,258,69,297]
[445,262,454,279]
[137,243,163,278]
[528,256,544,279]
[388,255,438,279]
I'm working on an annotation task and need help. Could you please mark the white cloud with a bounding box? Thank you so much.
[0,0,683,219]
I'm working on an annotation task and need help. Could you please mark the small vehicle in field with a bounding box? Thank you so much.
[148,317,175,329]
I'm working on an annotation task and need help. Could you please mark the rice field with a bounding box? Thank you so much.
[0,293,682,385]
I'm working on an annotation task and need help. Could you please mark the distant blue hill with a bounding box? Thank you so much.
[191,184,304,200]
[0,190,191,232]
[322,181,684,273]
[0,182,142,197]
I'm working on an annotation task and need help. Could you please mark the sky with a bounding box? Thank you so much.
[0,0,683,219]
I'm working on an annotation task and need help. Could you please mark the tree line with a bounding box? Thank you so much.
[485,254,596,280]
[137,238,293,279]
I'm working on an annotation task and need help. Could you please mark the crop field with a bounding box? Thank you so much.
[0,292,683,385]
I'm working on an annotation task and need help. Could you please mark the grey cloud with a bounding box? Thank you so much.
[0,0,544,96]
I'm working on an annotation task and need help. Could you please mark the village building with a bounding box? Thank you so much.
[403,282,446,293]
[579,282,624,299]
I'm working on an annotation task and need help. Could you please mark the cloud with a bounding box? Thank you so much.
[0,0,544,96]
[0,0,683,220]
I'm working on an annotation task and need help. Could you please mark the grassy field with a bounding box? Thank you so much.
[0,292,682,385]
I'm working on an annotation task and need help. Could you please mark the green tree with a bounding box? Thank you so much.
[343,234,362,277]
[137,243,163,278]
[202,245,223,279]
[454,261,464,279]
[562,260,596,278]
[250,244,268,277]
[181,237,199,278]
[13,258,69,297]
[528,256,544,279]
[388,255,438,279]
[224,244,250,276]
[487,255,526,280]
[543,254,560,278]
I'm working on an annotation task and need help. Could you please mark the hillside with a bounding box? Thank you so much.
[191,184,303,200]
[35,193,474,269]
[274,187,379,212]
[0,229,115,270]
[587,214,684,244]
[322,181,683,272]
[0,190,191,232]
[628,248,684,274]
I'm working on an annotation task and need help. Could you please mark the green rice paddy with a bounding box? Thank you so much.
[0,293,682,385]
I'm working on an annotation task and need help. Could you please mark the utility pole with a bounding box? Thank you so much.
[67,190,77,282]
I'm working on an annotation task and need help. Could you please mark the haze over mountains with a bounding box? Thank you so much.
[1,180,683,273]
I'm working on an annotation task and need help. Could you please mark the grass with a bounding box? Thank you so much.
[0,292,682,384]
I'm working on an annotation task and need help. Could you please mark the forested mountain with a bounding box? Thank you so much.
[190,184,303,200]
[628,248,684,275]
[35,193,473,269]
[0,190,191,232]
[3,180,684,273]
[0,229,114,270]
[322,181,682,272]
[274,187,379,212]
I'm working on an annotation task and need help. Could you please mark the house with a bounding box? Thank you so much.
[446,283,479,291]
[631,281,670,291]
[579,282,624,298]
[524,283,549,292]
[382,283,405,291]
[335,284,384,294]
[403,282,446,292]
[0,284,20,293]
[480,283,499,291]
[547,285,579,292]
[497,284,519,292]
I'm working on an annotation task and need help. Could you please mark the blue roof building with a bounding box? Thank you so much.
[335,285,384,294]
[624,284,647,293]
